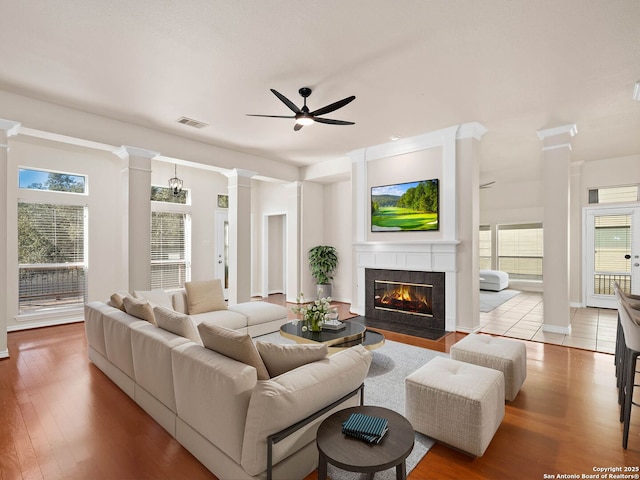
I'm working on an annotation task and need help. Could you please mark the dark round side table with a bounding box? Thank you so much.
[316,405,415,480]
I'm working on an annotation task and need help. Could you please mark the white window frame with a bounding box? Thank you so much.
[151,200,191,290]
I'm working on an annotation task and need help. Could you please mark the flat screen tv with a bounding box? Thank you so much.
[371,179,439,232]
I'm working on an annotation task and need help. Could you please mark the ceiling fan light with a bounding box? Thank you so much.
[295,116,314,126]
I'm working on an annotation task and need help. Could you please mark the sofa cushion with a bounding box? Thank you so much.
[131,323,191,413]
[256,342,328,378]
[123,296,156,325]
[154,306,202,345]
[134,289,173,310]
[172,290,189,314]
[189,310,248,330]
[198,323,270,380]
[185,279,227,314]
[228,301,288,326]
[109,290,131,311]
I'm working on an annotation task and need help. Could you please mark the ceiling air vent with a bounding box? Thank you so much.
[176,116,209,129]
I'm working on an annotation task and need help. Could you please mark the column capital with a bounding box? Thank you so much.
[536,124,578,141]
[224,168,257,179]
[457,122,488,141]
[113,145,160,160]
[0,119,21,149]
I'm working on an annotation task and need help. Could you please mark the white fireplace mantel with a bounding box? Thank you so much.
[354,241,459,272]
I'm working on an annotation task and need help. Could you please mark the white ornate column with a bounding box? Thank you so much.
[0,119,21,359]
[114,146,158,292]
[455,122,487,333]
[285,181,302,303]
[227,169,255,304]
[537,124,577,334]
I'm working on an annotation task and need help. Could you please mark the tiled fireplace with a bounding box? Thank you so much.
[365,268,446,337]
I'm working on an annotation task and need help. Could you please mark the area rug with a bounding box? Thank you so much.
[479,288,521,312]
[254,331,447,479]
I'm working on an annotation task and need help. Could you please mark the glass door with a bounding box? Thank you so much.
[585,206,640,308]
[216,211,229,300]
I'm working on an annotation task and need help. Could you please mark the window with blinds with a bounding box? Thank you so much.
[588,185,639,204]
[18,202,87,313]
[151,212,190,289]
[497,223,543,280]
[479,225,492,270]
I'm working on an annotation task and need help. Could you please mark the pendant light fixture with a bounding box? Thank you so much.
[168,164,183,196]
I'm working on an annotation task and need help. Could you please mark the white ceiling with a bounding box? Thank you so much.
[1,0,639,183]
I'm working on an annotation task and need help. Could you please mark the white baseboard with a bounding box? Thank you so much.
[508,280,543,292]
[543,324,572,335]
[8,316,84,332]
[456,325,483,334]
[0,349,9,359]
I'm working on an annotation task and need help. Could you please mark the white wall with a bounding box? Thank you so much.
[322,179,352,303]
[366,148,443,242]
[301,181,324,299]
[479,178,544,226]
[251,180,290,297]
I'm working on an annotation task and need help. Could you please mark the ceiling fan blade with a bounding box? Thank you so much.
[480,181,495,189]
[294,123,304,131]
[310,95,355,116]
[270,89,301,113]
[246,114,295,118]
[314,117,355,126]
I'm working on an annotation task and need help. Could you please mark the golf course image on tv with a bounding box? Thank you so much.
[371,179,439,231]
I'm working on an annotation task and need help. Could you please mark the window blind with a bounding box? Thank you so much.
[18,202,87,313]
[479,225,492,270]
[151,212,190,289]
[497,223,543,280]
[594,215,631,273]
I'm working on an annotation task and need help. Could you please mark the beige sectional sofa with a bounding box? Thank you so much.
[84,295,372,480]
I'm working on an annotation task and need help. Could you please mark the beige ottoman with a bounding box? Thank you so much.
[405,357,504,457]
[450,334,527,401]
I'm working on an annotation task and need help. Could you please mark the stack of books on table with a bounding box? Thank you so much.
[342,412,389,444]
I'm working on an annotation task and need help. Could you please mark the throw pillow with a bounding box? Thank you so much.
[185,279,227,314]
[256,342,328,378]
[109,290,130,311]
[154,306,202,345]
[123,296,157,325]
[133,290,173,310]
[198,322,269,380]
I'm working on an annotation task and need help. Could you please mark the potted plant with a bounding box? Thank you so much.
[308,245,338,299]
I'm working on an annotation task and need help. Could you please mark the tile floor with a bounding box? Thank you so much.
[479,290,617,354]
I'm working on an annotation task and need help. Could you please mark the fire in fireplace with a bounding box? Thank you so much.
[374,280,433,317]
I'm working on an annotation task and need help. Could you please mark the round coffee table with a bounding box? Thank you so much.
[279,320,385,352]
[316,405,414,480]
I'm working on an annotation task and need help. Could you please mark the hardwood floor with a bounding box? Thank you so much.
[1,298,639,479]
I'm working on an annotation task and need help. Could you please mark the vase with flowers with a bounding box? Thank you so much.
[291,293,332,332]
